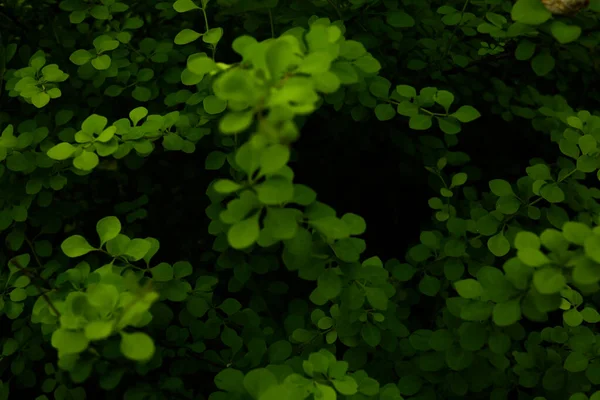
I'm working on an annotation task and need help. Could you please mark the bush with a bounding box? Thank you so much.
[1,0,600,399]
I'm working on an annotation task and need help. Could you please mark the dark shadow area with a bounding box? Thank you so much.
[291,109,433,261]
[454,115,562,187]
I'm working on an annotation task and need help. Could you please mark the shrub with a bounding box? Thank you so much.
[1,0,600,400]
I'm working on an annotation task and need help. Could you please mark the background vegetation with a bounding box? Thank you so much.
[1,0,600,399]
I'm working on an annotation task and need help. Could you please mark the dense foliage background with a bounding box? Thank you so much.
[2,0,600,399]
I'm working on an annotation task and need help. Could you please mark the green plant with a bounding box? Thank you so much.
[1,0,600,400]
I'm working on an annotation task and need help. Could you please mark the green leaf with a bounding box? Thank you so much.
[31,92,50,108]
[61,235,96,257]
[2,338,18,356]
[205,151,227,170]
[488,233,510,257]
[310,216,350,240]
[452,105,480,123]
[69,49,94,65]
[203,28,223,45]
[397,101,419,116]
[493,299,521,326]
[366,287,388,310]
[10,288,27,302]
[581,307,600,323]
[550,21,581,44]
[203,95,227,115]
[186,296,210,318]
[386,11,415,28]
[268,340,292,363]
[353,56,381,73]
[96,216,121,246]
[361,323,381,347]
[397,375,422,396]
[174,29,202,45]
[264,207,299,239]
[437,117,461,134]
[511,0,552,25]
[219,111,254,135]
[308,352,330,375]
[533,268,566,294]
[219,298,242,316]
[496,195,521,214]
[374,104,396,121]
[69,10,86,23]
[454,279,483,299]
[91,55,111,70]
[564,352,589,372]
[526,164,552,180]
[221,326,243,352]
[132,86,152,102]
[298,55,333,79]
[104,85,124,97]
[579,135,598,155]
[259,144,290,176]
[420,231,440,249]
[84,320,114,341]
[531,51,555,76]
[120,332,155,361]
[518,248,550,267]
[73,151,99,171]
[125,239,151,261]
[317,269,342,300]
[129,107,148,125]
[187,55,217,75]
[90,5,110,19]
[228,213,260,249]
[51,329,89,355]
[315,383,337,400]
[515,40,536,61]
[564,308,583,327]
[341,213,366,235]
[434,90,454,111]
[243,369,278,399]
[489,179,513,196]
[151,263,174,282]
[396,85,416,98]
[340,40,367,60]
[514,231,540,250]
[214,179,243,194]
[12,276,30,288]
[173,0,200,12]
[255,177,294,205]
[409,115,432,130]
[291,184,317,206]
[55,109,74,126]
[332,376,358,395]
[584,235,600,263]
[47,142,77,160]
[173,261,193,279]
[136,68,154,82]
[562,222,592,245]
[419,275,441,296]
[214,368,245,393]
[82,114,108,134]
[540,183,564,203]
[450,173,467,187]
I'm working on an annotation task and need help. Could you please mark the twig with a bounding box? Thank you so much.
[9,258,61,317]
[0,7,29,32]
[326,0,343,21]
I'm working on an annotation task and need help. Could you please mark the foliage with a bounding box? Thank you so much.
[1,0,600,400]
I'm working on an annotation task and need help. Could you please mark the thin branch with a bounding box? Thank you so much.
[9,258,61,318]
[326,0,343,21]
[0,6,28,32]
